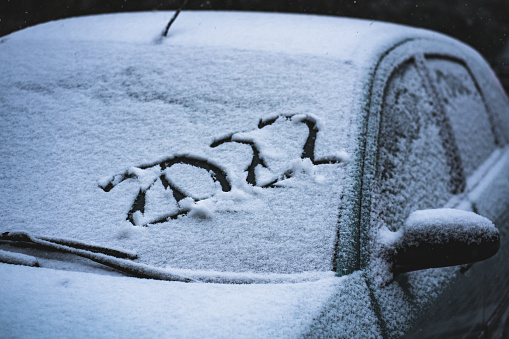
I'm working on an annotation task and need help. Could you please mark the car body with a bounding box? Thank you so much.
[0,11,508,338]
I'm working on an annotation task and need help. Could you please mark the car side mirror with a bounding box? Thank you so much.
[386,209,500,278]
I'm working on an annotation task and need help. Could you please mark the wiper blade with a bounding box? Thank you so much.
[0,232,196,283]
[1,232,137,259]
[0,232,334,285]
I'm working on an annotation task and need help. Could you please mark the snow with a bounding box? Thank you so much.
[427,59,497,177]
[165,164,218,200]
[0,263,385,338]
[404,208,496,244]
[185,198,216,219]
[0,263,343,338]
[374,209,497,270]
[378,226,403,246]
[0,10,373,273]
[0,10,384,337]
[3,11,450,61]
[361,35,509,336]
[0,249,39,267]
[1,9,505,338]
[468,149,509,226]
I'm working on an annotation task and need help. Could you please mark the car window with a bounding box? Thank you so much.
[367,57,466,336]
[372,60,454,233]
[426,58,497,177]
[0,44,362,275]
[367,47,507,336]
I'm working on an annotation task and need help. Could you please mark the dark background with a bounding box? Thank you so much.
[1,0,508,84]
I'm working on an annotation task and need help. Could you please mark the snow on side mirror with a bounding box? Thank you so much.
[384,209,500,279]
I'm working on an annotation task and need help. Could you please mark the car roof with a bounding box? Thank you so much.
[7,10,456,58]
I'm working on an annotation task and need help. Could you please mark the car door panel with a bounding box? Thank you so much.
[363,39,509,338]
[403,56,509,337]
[364,47,460,337]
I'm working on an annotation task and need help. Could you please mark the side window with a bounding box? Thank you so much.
[427,58,497,177]
[373,60,455,232]
[368,49,505,338]
[369,58,467,336]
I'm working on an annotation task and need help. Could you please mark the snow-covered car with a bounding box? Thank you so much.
[1,11,508,338]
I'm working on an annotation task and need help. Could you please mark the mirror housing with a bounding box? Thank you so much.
[392,209,500,276]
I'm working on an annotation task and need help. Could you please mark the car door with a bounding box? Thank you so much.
[405,51,509,338]
[360,39,509,338]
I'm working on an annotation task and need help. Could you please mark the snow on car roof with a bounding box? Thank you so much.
[6,10,451,59]
[0,11,452,278]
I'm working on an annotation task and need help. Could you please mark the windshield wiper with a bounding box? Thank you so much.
[0,232,196,283]
[1,232,138,259]
[0,232,333,284]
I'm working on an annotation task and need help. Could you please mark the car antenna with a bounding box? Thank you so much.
[162,0,190,37]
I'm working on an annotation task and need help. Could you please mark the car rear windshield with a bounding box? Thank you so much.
[0,41,363,274]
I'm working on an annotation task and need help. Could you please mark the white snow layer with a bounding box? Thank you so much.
[0,10,456,275]
[0,11,399,275]
[405,208,496,243]
[0,263,343,338]
[377,209,496,248]
[0,10,481,338]
[0,249,39,267]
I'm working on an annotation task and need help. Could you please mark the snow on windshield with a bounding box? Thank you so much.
[0,22,364,276]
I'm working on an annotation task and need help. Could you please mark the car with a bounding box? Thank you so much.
[0,11,508,338]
